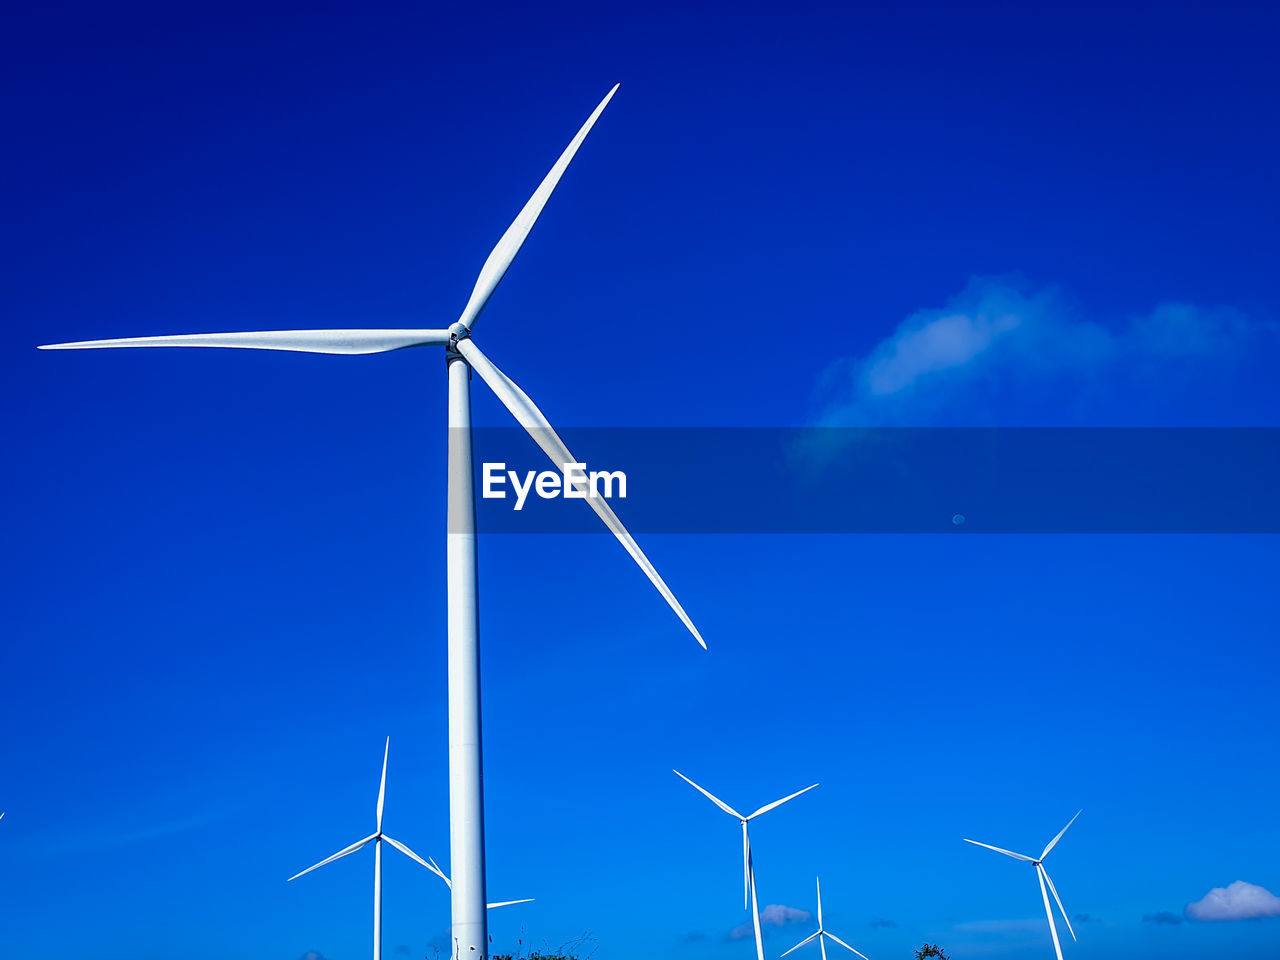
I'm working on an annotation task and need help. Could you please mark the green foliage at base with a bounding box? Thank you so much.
[914,944,950,959]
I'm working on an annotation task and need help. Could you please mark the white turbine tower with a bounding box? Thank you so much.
[39,85,705,958]
[963,811,1082,960]
[289,739,437,960]
[781,877,871,960]
[673,770,818,960]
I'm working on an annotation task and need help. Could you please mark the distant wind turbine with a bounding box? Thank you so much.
[673,770,818,960]
[963,811,1082,960]
[39,84,706,959]
[288,739,436,960]
[781,877,871,960]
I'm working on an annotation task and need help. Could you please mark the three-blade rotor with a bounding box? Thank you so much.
[781,878,872,960]
[673,769,818,911]
[37,84,705,651]
[963,812,1082,960]
[288,738,435,884]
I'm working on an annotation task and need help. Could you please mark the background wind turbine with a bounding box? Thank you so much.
[673,770,817,960]
[964,811,1082,960]
[288,739,436,960]
[39,84,705,958]
[781,877,871,960]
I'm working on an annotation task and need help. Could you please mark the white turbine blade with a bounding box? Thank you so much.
[826,932,871,960]
[454,85,619,332]
[487,898,535,909]
[963,838,1036,862]
[456,338,705,648]
[381,835,447,882]
[1041,867,1077,942]
[376,737,389,833]
[749,863,765,960]
[287,832,377,881]
[37,329,451,354]
[816,876,824,928]
[429,856,452,889]
[672,770,743,819]
[747,782,819,820]
[1040,810,1082,861]
[1037,865,1065,960]
[781,932,821,957]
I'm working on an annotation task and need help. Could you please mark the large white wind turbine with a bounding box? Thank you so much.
[963,811,1082,960]
[39,85,704,958]
[289,739,437,960]
[673,770,818,960]
[781,877,871,960]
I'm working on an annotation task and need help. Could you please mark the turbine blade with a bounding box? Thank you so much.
[428,856,452,889]
[1037,865,1065,960]
[1041,867,1077,942]
[962,838,1035,862]
[381,835,447,884]
[825,932,871,960]
[1040,810,1082,861]
[37,329,451,354]
[486,898,535,909]
[817,876,824,928]
[781,932,821,957]
[749,864,765,960]
[287,833,377,881]
[672,770,743,819]
[456,338,705,647]
[454,85,619,332]
[376,738,389,833]
[747,783,819,820]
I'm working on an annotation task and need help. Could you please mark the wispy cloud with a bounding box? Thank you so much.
[727,904,812,940]
[1186,881,1280,922]
[870,918,898,928]
[298,952,330,960]
[812,276,1276,426]
[1143,911,1183,926]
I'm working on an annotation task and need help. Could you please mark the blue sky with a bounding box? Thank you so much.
[3,2,1280,959]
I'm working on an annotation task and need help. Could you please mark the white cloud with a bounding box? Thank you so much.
[728,903,812,940]
[761,904,812,925]
[813,276,1276,426]
[1186,880,1280,922]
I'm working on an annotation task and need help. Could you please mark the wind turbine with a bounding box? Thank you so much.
[39,85,705,958]
[673,770,817,960]
[781,877,871,960]
[289,739,437,960]
[963,811,1082,960]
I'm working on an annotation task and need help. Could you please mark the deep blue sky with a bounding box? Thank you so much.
[3,2,1279,959]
